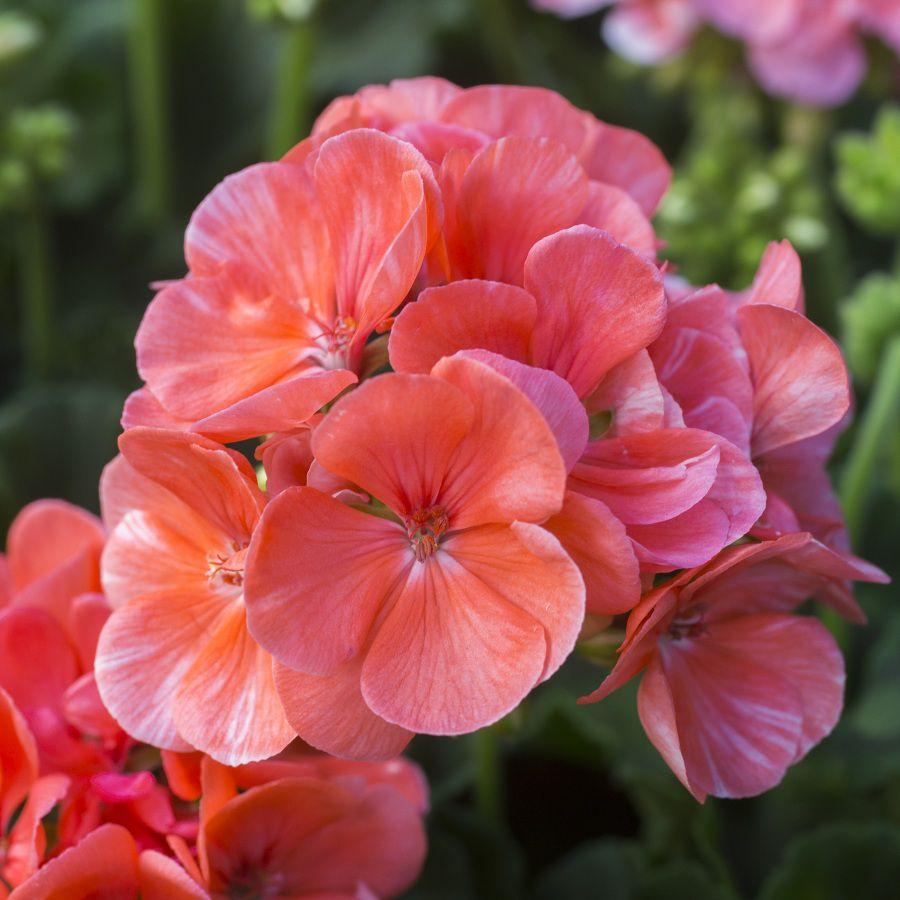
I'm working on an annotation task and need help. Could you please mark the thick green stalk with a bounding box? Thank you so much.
[19,196,53,382]
[839,335,900,543]
[266,19,315,160]
[129,0,171,225]
[471,726,503,824]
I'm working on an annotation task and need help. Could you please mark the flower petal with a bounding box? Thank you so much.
[173,604,294,765]
[544,492,641,616]
[739,305,850,456]
[275,657,412,761]
[245,488,411,675]
[578,181,657,257]
[449,136,587,284]
[526,226,666,398]
[388,280,536,374]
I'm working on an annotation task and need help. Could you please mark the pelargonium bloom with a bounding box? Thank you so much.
[389,225,765,581]
[158,756,427,899]
[583,533,888,800]
[95,428,293,765]
[245,354,585,759]
[131,128,441,441]
[304,78,672,219]
[534,0,900,107]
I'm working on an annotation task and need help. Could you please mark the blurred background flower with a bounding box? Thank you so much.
[1,1,898,897]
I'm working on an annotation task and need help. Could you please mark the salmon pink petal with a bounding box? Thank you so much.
[62,674,120,739]
[544,492,641,616]
[8,823,138,900]
[173,605,293,765]
[90,771,154,804]
[637,656,696,798]
[388,280,535,374]
[136,268,314,422]
[0,687,38,828]
[390,120,488,163]
[585,350,666,436]
[312,373,472,516]
[656,631,804,798]
[627,502,732,571]
[742,239,803,311]
[121,387,189,431]
[68,593,110,669]
[456,350,589,471]
[0,554,9,607]
[257,427,315,498]
[190,367,357,442]
[274,658,412,761]
[650,321,753,453]
[314,129,440,340]
[357,76,461,123]
[119,428,263,543]
[185,162,332,314]
[101,505,224,609]
[432,354,568,527]
[571,429,721,525]
[3,774,70,888]
[0,607,78,715]
[526,226,666,398]
[203,778,351,893]
[440,85,595,161]
[138,850,210,900]
[587,120,673,215]
[708,613,844,759]
[161,751,203,802]
[578,181,657,257]
[362,523,583,733]
[6,500,104,594]
[450,136,587,284]
[280,783,426,899]
[739,305,850,456]
[94,592,223,751]
[245,488,411,675]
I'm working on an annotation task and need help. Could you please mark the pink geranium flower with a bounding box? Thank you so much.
[245,354,585,759]
[95,429,293,765]
[583,533,888,800]
[131,129,441,441]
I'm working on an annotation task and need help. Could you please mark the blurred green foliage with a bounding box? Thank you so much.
[1,1,899,897]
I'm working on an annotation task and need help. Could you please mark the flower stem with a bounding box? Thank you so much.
[266,18,316,160]
[471,725,503,824]
[129,0,171,225]
[18,195,53,383]
[839,335,900,543]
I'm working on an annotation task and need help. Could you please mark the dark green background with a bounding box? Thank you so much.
[2,2,898,897]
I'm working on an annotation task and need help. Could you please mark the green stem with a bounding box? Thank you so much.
[471,726,503,824]
[18,196,53,383]
[839,335,900,543]
[266,18,316,160]
[129,0,171,225]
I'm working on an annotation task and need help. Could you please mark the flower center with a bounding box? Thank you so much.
[207,545,248,589]
[667,605,707,640]
[311,314,357,369]
[405,506,448,562]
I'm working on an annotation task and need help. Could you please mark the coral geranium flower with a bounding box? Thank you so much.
[244,354,585,760]
[131,128,441,442]
[388,225,765,578]
[160,757,426,900]
[95,428,293,765]
[8,823,205,900]
[306,79,671,218]
[582,533,887,800]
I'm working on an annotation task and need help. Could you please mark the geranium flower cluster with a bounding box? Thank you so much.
[0,78,888,895]
[534,0,900,106]
[0,501,426,897]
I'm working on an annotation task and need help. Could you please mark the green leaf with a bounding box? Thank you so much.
[759,822,900,900]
